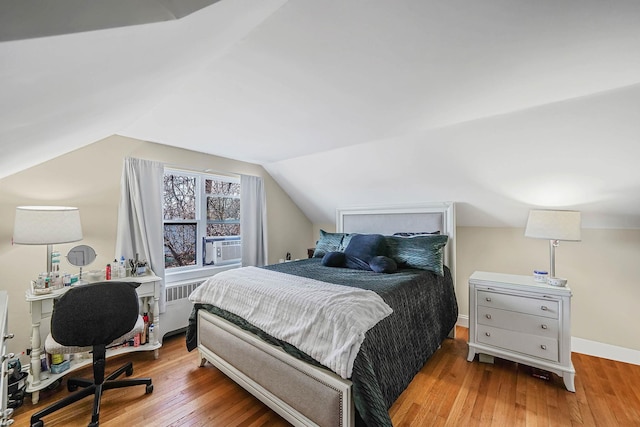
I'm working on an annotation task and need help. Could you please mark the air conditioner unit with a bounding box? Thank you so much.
[212,240,241,264]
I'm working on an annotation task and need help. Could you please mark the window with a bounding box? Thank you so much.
[163,169,240,272]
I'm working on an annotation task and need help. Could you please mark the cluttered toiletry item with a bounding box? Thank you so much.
[533,270,548,283]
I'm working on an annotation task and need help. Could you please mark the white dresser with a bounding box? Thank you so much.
[467,271,575,392]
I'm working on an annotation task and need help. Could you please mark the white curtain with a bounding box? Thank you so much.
[240,174,268,267]
[115,157,166,312]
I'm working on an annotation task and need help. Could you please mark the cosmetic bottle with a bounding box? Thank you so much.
[120,256,126,276]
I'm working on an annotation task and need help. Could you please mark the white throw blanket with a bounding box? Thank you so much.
[189,266,393,379]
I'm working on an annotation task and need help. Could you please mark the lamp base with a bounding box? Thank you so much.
[547,277,568,287]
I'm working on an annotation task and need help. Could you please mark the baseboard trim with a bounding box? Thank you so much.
[571,337,640,366]
[457,314,639,366]
[457,314,469,328]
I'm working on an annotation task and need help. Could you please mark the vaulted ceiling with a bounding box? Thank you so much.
[2,0,639,228]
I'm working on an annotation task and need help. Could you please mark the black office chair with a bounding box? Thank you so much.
[31,281,153,427]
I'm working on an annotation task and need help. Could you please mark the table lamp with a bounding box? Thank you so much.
[13,206,83,273]
[525,209,581,279]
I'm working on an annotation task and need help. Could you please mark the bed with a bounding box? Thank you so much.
[186,203,458,427]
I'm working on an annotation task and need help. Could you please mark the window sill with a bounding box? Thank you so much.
[165,263,241,285]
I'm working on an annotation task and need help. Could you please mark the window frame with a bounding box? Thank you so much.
[163,168,241,283]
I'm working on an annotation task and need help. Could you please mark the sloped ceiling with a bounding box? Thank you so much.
[1,0,639,228]
[0,0,223,41]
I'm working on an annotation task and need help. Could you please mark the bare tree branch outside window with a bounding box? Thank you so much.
[163,172,240,269]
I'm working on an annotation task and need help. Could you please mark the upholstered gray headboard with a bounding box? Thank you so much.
[336,202,456,284]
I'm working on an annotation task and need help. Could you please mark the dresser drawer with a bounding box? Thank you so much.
[477,306,558,339]
[477,290,559,319]
[477,325,559,362]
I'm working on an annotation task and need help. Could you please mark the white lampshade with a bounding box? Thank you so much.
[525,210,581,242]
[13,206,83,245]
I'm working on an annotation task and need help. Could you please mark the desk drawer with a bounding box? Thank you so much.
[477,306,558,339]
[136,281,156,297]
[477,290,558,319]
[477,325,559,362]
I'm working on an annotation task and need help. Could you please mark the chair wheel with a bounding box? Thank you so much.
[146,384,153,394]
[126,367,134,376]
[31,421,44,427]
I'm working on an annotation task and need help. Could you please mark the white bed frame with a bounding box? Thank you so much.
[197,202,456,427]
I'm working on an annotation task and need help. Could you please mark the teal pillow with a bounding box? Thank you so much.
[313,230,345,258]
[385,234,449,276]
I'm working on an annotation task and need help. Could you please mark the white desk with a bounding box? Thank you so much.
[1,291,16,426]
[25,274,162,404]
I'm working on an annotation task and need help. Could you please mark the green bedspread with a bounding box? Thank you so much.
[186,258,458,427]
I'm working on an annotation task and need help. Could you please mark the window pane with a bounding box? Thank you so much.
[206,180,240,197]
[207,196,240,222]
[164,224,196,268]
[164,174,196,220]
[207,223,240,237]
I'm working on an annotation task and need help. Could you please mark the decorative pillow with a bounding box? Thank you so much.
[369,256,398,274]
[313,230,345,258]
[344,234,388,264]
[321,251,346,267]
[340,233,354,251]
[344,254,372,271]
[385,234,449,276]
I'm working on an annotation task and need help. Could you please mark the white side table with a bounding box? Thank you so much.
[467,271,575,392]
[25,274,162,404]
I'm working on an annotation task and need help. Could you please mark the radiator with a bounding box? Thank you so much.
[161,280,204,338]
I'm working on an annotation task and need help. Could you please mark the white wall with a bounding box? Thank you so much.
[0,135,313,365]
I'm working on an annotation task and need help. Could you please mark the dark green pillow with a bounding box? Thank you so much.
[385,234,449,276]
[313,230,345,258]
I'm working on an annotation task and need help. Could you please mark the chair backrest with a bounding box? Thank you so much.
[51,281,140,347]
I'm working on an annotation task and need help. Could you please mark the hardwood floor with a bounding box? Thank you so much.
[12,327,640,426]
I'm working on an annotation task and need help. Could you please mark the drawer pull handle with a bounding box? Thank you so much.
[540,345,547,350]
[541,306,548,311]
[485,297,492,302]
[485,332,491,337]
[485,314,492,319]
[541,324,548,329]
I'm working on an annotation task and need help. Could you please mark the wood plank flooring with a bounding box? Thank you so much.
[11,327,640,426]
